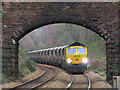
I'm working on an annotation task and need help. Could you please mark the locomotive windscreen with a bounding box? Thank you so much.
[78,48,86,54]
[68,48,76,55]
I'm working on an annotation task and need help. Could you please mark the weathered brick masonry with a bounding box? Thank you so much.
[2,2,120,84]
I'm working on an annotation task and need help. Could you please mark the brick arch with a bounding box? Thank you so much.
[11,16,114,82]
[11,16,111,42]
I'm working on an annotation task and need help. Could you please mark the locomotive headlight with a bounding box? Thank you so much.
[82,58,88,64]
[67,59,72,64]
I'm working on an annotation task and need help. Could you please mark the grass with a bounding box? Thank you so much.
[92,68,106,76]
[95,55,105,60]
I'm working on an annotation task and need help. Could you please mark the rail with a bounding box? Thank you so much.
[66,74,74,89]
[84,74,91,90]
[8,65,57,90]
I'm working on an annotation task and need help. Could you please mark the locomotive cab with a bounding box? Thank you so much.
[65,42,88,73]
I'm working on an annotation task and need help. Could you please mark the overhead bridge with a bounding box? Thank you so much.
[2,2,120,84]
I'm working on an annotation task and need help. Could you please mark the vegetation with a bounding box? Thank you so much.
[92,67,106,76]
[2,59,11,84]
[114,66,120,76]
[19,48,35,77]
[2,10,6,18]
[116,41,120,46]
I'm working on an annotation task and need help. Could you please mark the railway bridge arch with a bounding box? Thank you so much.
[2,2,120,84]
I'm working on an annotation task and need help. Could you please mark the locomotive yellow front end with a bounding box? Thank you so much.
[65,42,88,73]
[66,46,88,64]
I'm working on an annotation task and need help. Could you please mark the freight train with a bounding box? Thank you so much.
[27,42,88,73]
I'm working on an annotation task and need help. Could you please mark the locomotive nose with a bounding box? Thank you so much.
[76,59,78,61]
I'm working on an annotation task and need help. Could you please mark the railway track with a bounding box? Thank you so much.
[84,74,91,90]
[66,74,74,89]
[9,65,57,90]
[66,73,91,89]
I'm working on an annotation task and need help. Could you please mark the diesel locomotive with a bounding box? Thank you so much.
[27,42,88,73]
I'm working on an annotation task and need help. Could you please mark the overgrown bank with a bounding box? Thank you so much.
[2,48,35,84]
[19,48,35,78]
